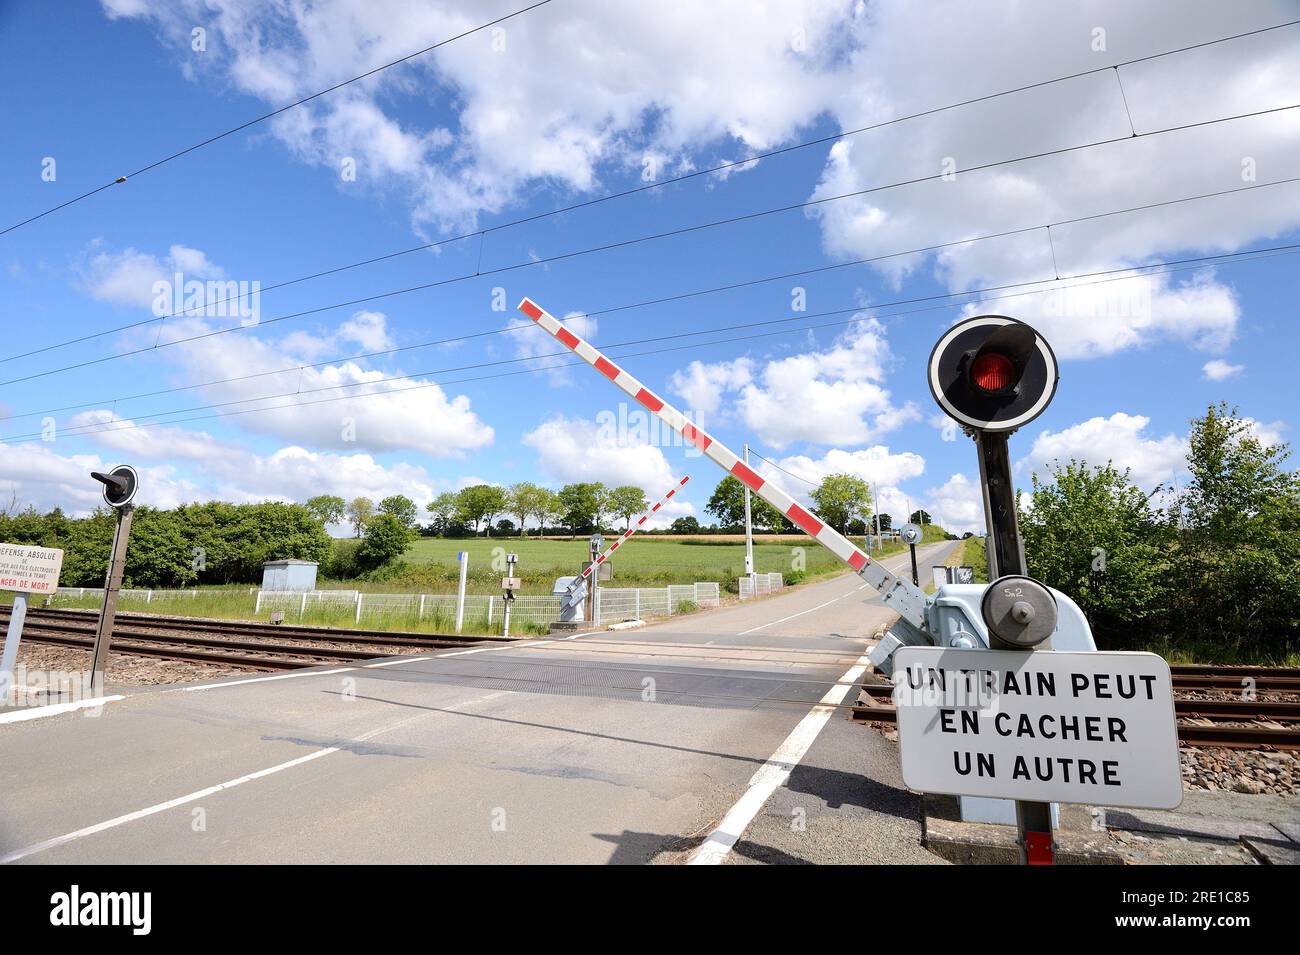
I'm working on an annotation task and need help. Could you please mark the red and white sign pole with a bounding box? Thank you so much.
[518,297,928,629]
[580,475,690,583]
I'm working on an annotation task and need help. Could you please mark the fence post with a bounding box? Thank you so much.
[418,594,425,621]
[666,587,673,616]
[146,590,152,604]
[455,551,468,633]
[355,593,363,624]
[488,597,494,626]
[255,591,263,614]
[634,589,640,619]
[300,592,307,620]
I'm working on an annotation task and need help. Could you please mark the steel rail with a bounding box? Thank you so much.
[1,605,511,648]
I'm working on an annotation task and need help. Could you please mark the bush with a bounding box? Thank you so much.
[324,539,362,579]
[357,514,415,571]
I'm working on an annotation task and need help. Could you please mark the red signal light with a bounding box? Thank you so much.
[971,351,1016,392]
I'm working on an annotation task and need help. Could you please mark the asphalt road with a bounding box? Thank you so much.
[0,541,957,864]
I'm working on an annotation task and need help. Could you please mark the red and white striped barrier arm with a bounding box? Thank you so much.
[517,297,928,628]
[580,475,690,581]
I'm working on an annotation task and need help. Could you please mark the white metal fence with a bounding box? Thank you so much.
[592,581,720,624]
[50,581,724,630]
[55,587,202,602]
[737,572,785,600]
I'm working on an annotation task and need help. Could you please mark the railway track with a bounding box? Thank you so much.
[851,685,1300,750]
[7,605,1297,751]
[0,605,513,671]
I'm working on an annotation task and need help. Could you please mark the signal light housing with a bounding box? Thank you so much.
[928,315,1058,433]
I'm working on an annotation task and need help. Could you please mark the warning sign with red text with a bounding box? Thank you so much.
[0,543,64,595]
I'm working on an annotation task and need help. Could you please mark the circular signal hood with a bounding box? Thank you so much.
[928,315,1059,432]
[91,464,139,508]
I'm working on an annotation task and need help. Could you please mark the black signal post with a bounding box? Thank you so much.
[927,315,1060,865]
[89,465,139,682]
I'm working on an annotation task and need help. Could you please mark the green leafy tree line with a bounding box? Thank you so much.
[0,501,332,589]
[1020,404,1300,660]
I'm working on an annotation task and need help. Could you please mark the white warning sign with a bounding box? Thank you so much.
[892,647,1182,810]
[0,543,64,595]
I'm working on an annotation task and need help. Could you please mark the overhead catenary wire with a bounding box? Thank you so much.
[0,0,559,242]
[747,451,822,488]
[6,239,1298,446]
[7,241,1298,436]
[4,168,1298,416]
[3,119,1298,394]
[6,16,1299,363]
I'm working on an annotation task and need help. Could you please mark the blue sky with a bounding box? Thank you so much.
[1,0,1297,533]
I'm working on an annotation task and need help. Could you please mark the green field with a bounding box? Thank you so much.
[396,528,948,593]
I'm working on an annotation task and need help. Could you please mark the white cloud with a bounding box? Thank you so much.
[957,269,1241,359]
[507,311,597,383]
[521,413,689,520]
[337,310,395,352]
[757,445,925,496]
[0,441,202,513]
[102,0,851,233]
[81,242,224,307]
[805,0,1300,354]
[670,318,918,449]
[1022,412,1187,489]
[1243,417,1286,449]
[923,473,985,536]
[97,2,1300,365]
[0,417,457,517]
[754,444,927,528]
[139,314,495,457]
[668,357,754,417]
[1202,358,1244,381]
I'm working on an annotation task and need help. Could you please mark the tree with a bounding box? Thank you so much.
[357,513,414,570]
[591,483,610,532]
[1019,461,1172,648]
[456,484,508,536]
[536,488,561,537]
[810,473,872,534]
[304,494,345,528]
[426,492,459,535]
[1170,404,1300,654]
[377,494,419,529]
[876,513,893,532]
[705,476,787,530]
[909,509,934,526]
[556,483,603,537]
[607,485,649,529]
[346,497,375,537]
[670,516,700,534]
[507,482,547,537]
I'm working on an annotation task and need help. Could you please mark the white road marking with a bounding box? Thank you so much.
[0,695,125,724]
[738,585,867,635]
[0,695,507,864]
[178,667,356,692]
[363,656,432,668]
[686,652,872,865]
[736,546,940,636]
